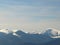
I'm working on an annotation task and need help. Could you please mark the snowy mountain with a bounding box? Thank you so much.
[0,28,60,45]
[42,28,60,38]
[0,29,9,34]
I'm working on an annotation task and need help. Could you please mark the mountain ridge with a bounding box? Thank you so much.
[0,28,59,45]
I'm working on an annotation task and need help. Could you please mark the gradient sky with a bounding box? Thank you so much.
[0,0,60,32]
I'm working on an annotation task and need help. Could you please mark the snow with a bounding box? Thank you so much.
[42,28,60,38]
[0,29,9,34]
[0,28,60,38]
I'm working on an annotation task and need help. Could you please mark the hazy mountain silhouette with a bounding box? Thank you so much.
[0,28,59,45]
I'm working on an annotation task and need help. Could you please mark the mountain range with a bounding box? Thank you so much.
[0,28,60,45]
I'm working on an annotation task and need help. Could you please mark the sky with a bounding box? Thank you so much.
[0,0,60,32]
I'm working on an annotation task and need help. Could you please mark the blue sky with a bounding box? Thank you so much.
[0,0,60,32]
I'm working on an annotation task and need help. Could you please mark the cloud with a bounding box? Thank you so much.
[0,0,60,17]
[0,0,60,31]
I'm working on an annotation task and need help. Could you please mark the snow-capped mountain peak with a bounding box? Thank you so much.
[0,29,9,34]
[0,28,60,38]
[42,28,60,38]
